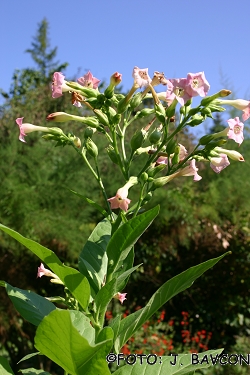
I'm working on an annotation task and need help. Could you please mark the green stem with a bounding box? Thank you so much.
[95,160,115,221]
[132,183,146,218]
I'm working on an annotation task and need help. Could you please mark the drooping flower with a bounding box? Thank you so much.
[227,117,244,145]
[107,186,131,212]
[37,263,59,279]
[16,117,50,143]
[77,71,101,89]
[178,159,202,181]
[217,99,250,122]
[210,154,230,173]
[114,292,127,304]
[185,72,210,97]
[132,66,151,88]
[107,177,137,212]
[52,72,71,98]
[165,78,192,106]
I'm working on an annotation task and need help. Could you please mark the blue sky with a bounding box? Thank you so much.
[1,0,249,135]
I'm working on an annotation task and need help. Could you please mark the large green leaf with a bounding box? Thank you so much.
[0,281,55,326]
[0,224,90,310]
[106,206,159,281]
[78,218,111,297]
[112,349,224,375]
[0,357,14,375]
[35,309,113,375]
[114,252,229,351]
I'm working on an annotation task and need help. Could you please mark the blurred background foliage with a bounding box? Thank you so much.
[0,19,250,374]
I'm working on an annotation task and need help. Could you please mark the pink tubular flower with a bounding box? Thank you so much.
[114,292,127,304]
[16,117,49,143]
[52,72,70,98]
[165,78,192,106]
[185,72,210,97]
[227,117,244,145]
[132,66,151,88]
[77,71,101,89]
[37,263,59,279]
[107,186,131,212]
[210,154,230,173]
[178,159,202,181]
[218,99,250,122]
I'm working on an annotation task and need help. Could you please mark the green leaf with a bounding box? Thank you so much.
[2,282,56,326]
[20,369,51,375]
[35,309,113,375]
[0,224,90,310]
[17,352,41,364]
[79,218,112,296]
[112,349,224,375]
[67,188,109,218]
[106,206,159,280]
[114,252,229,351]
[69,310,95,345]
[114,248,135,292]
[0,357,14,375]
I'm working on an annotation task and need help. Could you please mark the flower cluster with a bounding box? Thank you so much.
[15,66,248,217]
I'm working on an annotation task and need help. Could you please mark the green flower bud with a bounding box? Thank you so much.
[147,164,166,177]
[199,134,214,145]
[130,129,147,153]
[136,108,155,118]
[117,97,130,114]
[141,192,153,205]
[150,175,176,191]
[188,114,204,127]
[85,138,98,158]
[155,103,166,124]
[172,145,180,165]
[93,110,110,127]
[130,93,142,109]
[106,145,119,164]
[200,90,232,106]
[166,138,177,155]
[82,117,100,128]
[84,127,96,139]
[149,128,162,145]
[140,172,148,182]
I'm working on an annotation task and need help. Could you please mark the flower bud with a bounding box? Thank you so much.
[188,114,204,127]
[199,134,214,145]
[67,81,99,98]
[93,110,110,127]
[140,172,148,182]
[130,93,142,109]
[150,175,176,191]
[136,108,155,118]
[141,192,153,204]
[73,137,81,148]
[104,72,122,98]
[166,138,177,154]
[84,127,96,139]
[154,103,166,124]
[147,164,166,177]
[85,138,98,158]
[117,97,130,114]
[172,145,181,165]
[106,145,119,164]
[130,129,147,153]
[149,128,162,145]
